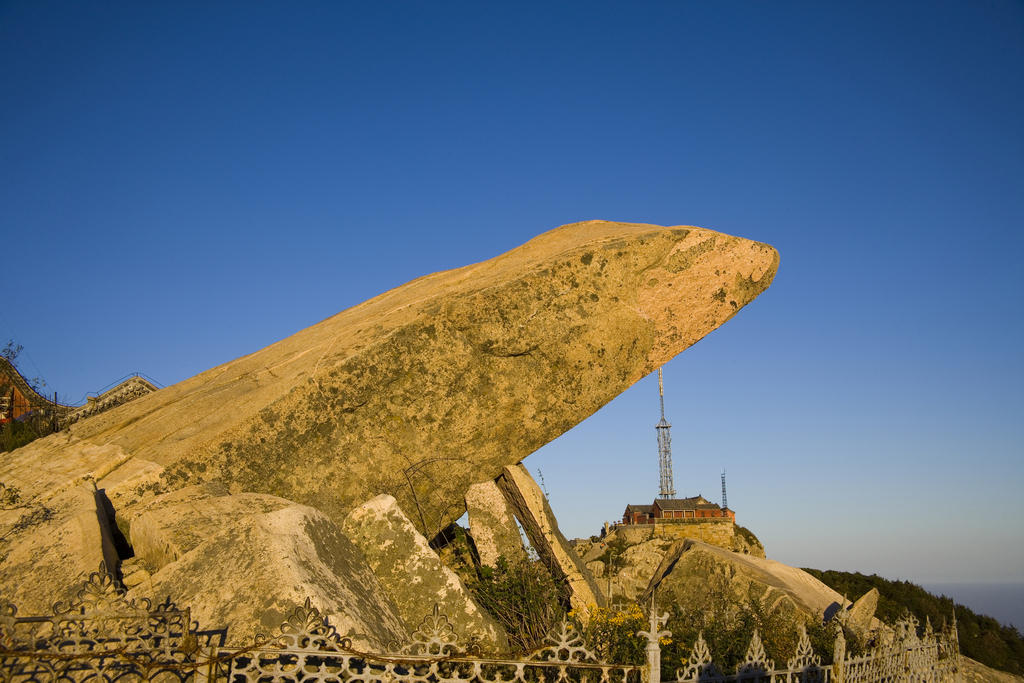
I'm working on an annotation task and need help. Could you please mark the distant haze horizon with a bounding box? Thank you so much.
[920,582,1024,631]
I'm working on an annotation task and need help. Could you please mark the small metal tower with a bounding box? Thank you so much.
[656,368,676,499]
[721,469,728,510]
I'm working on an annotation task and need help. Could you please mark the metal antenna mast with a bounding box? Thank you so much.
[721,469,728,510]
[657,368,676,499]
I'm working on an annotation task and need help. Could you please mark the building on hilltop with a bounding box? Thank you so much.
[617,494,745,550]
[621,494,734,525]
[623,504,655,525]
[612,369,750,551]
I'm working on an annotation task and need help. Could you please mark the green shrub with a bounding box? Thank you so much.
[1,419,46,452]
[657,582,847,675]
[571,604,648,665]
[464,555,566,652]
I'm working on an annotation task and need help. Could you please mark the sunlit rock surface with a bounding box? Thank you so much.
[0,435,123,614]
[465,480,525,567]
[60,220,778,536]
[124,492,409,650]
[342,494,508,652]
[642,539,847,621]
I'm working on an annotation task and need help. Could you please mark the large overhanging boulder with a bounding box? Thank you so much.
[59,221,778,536]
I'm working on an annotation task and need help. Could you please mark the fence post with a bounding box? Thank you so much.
[950,610,963,683]
[638,594,671,683]
[192,645,218,683]
[832,627,846,683]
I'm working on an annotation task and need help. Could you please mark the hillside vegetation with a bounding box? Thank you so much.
[803,568,1024,676]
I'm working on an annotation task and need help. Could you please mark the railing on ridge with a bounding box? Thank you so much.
[0,564,962,683]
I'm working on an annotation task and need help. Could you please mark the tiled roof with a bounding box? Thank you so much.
[654,496,721,511]
[624,504,654,514]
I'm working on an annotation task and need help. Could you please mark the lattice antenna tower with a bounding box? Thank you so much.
[721,468,728,510]
[656,368,676,499]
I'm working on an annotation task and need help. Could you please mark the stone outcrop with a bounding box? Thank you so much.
[57,221,777,536]
[961,656,1024,683]
[0,480,118,615]
[0,434,126,614]
[845,587,880,637]
[496,464,605,612]
[123,492,409,650]
[580,526,766,604]
[605,537,677,603]
[642,539,846,622]
[732,524,767,557]
[342,494,508,652]
[1,221,778,632]
[614,525,655,546]
[465,481,525,567]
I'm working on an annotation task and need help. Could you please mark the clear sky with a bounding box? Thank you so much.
[1,2,1021,586]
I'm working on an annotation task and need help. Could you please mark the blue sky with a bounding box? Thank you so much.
[1,2,1021,586]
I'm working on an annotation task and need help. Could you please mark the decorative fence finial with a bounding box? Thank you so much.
[637,591,671,683]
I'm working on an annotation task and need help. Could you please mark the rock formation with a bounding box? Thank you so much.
[0,220,778,644]
[465,480,525,567]
[845,586,881,638]
[45,221,777,537]
[642,539,846,622]
[342,494,509,652]
[961,657,1024,683]
[602,537,678,603]
[0,435,125,615]
[732,524,767,557]
[496,464,605,611]
[122,491,409,650]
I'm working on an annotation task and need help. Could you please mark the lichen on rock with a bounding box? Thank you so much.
[342,494,509,652]
[61,220,778,537]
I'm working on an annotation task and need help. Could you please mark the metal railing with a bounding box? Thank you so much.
[0,564,961,683]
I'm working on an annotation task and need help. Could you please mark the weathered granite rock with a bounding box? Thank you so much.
[614,525,655,546]
[342,494,509,652]
[97,456,165,514]
[845,587,880,637]
[125,493,409,650]
[128,489,287,570]
[0,480,119,615]
[606,537,677,603]
[582,542,609,564]
[642,539,846,622]
[105,482,219,547]
[0,434,126,613]
[465,481,525,567]
[961,656,1024,683]
[496,464,605,612]
[0,432,133,501]
[61,221,777,536]
[732,524,767,558]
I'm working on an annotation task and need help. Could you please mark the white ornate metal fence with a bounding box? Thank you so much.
[0,565,961,683]
[668,612,961,683]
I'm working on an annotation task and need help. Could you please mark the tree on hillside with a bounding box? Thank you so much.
[803,568,1024,676]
